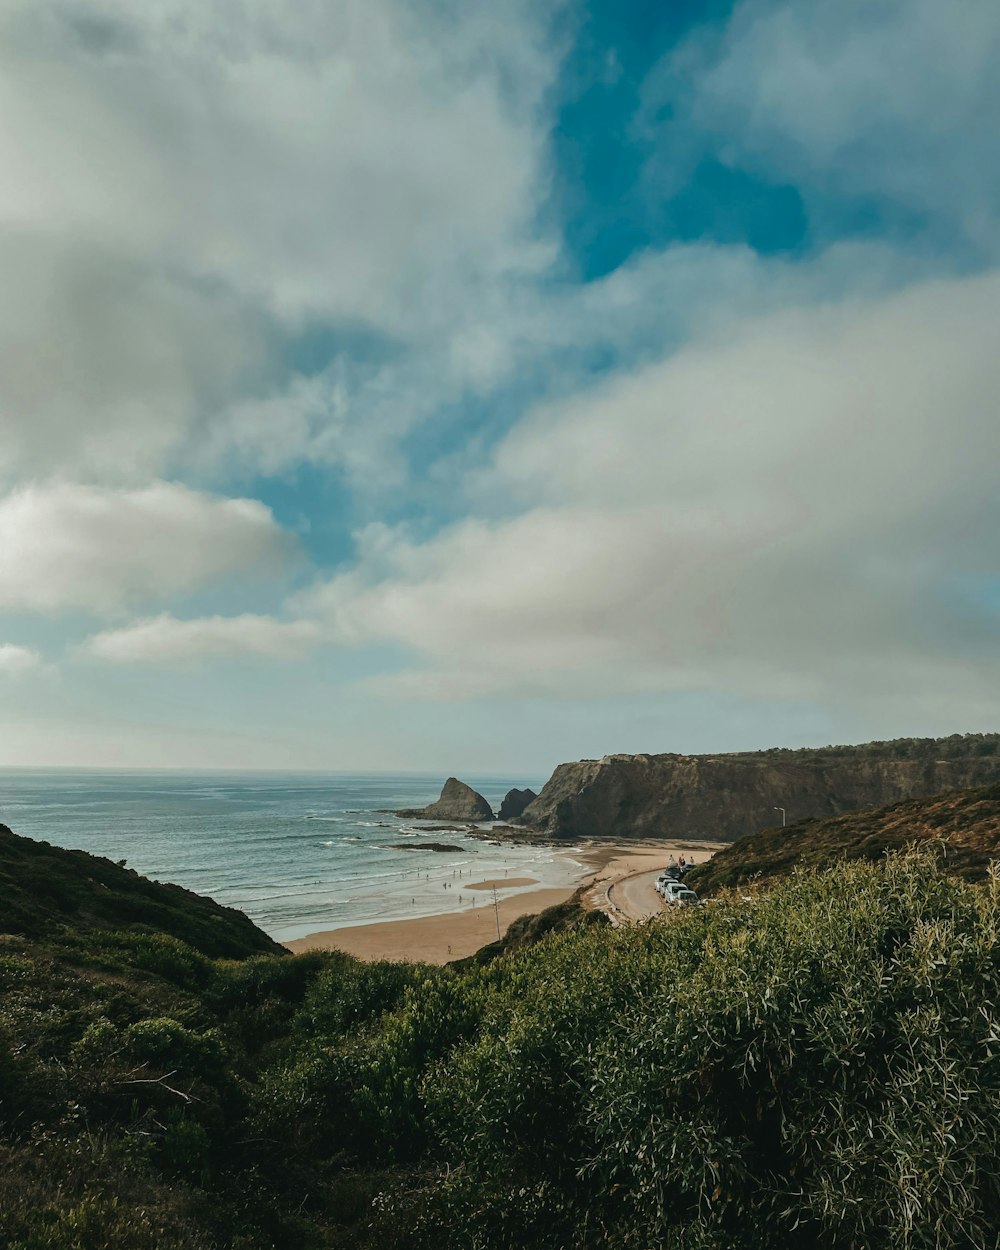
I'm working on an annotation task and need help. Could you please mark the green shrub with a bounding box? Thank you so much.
[417,852,1000,1249]
[293,955,425,1040]
[8,846,1000,1249]
[97,933,213,990]
[73,1016,225,1079]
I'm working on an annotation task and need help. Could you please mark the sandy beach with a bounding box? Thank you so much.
[285,839,726,963]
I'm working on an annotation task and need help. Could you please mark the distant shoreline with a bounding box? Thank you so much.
[285,839,725,963]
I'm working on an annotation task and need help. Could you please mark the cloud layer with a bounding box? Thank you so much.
[0,642,41,676]
[0,482,292,614]
[0,0,556,483]
[294,270,1000,720]
[84,613,322,663]
[3,0,1000,765]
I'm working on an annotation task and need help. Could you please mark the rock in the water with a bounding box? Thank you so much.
[395,777,494,821]
[498,787,537,820]
[389,841,468,853]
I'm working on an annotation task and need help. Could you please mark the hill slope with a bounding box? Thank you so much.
[687,781,1000,895]
[3,820,1000,1247]
[0,822,283,958]
[518,732,1000,840]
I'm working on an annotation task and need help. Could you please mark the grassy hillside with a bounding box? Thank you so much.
[687,781,1000,896]
[0,822,283,958]
[3,825,1000,1248]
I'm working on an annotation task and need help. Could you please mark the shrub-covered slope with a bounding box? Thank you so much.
[687,781,1000,896]
[3,826,999,1249]
[0,822,283,958]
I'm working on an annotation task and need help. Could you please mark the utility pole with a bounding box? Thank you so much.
[492,885,501,942]
[774,806,786,827]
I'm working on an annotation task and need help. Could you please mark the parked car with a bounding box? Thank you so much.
[659,880,688,901]
[669,889,700,906]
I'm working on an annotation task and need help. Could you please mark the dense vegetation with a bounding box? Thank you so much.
[3,826,1000,1248]
[0,823,283,958]
[689,782,1000,895]
[745,731,1000,764]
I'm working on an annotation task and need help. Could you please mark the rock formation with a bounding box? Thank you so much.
[516,734,1000,842]
[395,777,494,821]
[498,787,537,820]
[390,841,468,853]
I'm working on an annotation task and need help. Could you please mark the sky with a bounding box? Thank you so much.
[1,0,999,775]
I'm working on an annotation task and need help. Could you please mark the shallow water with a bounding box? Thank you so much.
[0,769,583,941]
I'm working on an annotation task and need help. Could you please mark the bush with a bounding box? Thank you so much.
[293,955,425,1040]
[7,847,1000,1249]
[89,933,212,991]
[416,852,1000,1249]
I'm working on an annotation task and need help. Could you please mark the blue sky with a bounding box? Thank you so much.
[1,0,998,773]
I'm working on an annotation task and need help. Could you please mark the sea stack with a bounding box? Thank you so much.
[395,777,494,821]
[498,787,537,820]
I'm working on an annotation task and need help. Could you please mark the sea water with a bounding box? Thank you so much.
[0,770,585,942]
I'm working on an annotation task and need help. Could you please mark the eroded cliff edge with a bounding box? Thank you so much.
[517,734,1000,841]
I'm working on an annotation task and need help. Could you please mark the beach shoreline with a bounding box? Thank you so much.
[285,838,727,963]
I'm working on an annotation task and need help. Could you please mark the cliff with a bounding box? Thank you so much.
[687,781,1000,895]
[518,733,1000,841]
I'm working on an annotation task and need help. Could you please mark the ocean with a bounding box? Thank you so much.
[0,769,585,942]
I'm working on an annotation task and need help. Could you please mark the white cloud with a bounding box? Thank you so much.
[0,239,267,482]
[0,642,42,675]
[84,613,322,663]
[294,269,1000,721]
[0,0,557,481]
[0,481,293,614]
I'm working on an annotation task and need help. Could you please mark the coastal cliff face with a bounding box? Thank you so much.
[518,734,1000,841]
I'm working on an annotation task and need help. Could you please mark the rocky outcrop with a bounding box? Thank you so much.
[498,788,537,820]
[390,841,468,853]
[517,735,1000,842]
[395,777,494,821]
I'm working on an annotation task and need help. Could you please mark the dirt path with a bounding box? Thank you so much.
[608,869,664,921]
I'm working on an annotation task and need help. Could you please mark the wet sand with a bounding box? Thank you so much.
[285,839,725,964]
[464,876,538,891]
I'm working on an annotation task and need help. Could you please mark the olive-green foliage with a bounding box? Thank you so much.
[4,849,1000,1250]
[0,1139,221,1250]
[414,851,1000,1250]
[688,781,1000,896]
[0,822,283,959]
